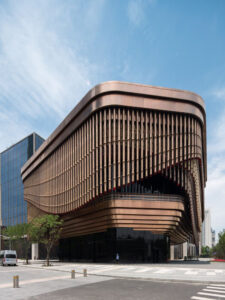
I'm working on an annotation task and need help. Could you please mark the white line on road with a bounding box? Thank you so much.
[185,271,198,275]
[134,268,152,273]
[124,267,137,271]
[208,284,225,287]
[206,272,216,276]
[207,286,225,290]
[214,270,223,273]
[91,266,126,273]
[191,296,217,300]
[198,292,225,298]
[154,269,172,274]
[203,289,225,294]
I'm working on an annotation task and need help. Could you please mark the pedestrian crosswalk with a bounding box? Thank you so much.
[64,263,225,278]
[21,262,225,284]
[191,284,225,299]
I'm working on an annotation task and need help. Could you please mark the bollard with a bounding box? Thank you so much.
[13,275,19,288]
[71,270,75,279]
[83,269,87,277]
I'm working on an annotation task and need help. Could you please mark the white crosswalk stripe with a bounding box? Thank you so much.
[134,267,152,273]
[207,285,225,290]
[191,285,225,299]
[154,269,172,274]
[214,270,223,273]
[198,292,225,298]
[191,297,217,300]
[209,284,225,287]
[185,271,198,275]
[203,288,225,294]
[206,272,216,276]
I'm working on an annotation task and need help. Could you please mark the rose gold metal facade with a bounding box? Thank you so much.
[21,81,206,246]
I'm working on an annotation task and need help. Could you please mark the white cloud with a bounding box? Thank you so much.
[205,86,225,234]
[208,87,225,154]
[213,87,225,100]
[127,0,145,26]
[205,155,225,235]
[0,0,103,152]
[127,0,155,26]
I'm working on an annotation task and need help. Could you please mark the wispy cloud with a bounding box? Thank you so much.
[127,0,145,26]
[205,155,225,234]
[127,0,155,26]
[205,86,225,234]
[208,86,225,154]
[0,0,103,152]
[212,86,225,101]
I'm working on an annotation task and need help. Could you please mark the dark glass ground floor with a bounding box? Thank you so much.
[59,228,170,263]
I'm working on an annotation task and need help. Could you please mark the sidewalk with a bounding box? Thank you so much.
[19,259,225,284]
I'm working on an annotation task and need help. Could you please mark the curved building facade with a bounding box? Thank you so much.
[21,81,207,262]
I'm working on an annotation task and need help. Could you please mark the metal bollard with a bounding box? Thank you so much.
[83,269,87,277]
[71,270,75,279]
[13,275,19,288]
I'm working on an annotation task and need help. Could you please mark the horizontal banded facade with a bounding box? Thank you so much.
[21,81,207,247]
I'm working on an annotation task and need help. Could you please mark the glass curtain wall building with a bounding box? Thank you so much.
[0,133,44,226]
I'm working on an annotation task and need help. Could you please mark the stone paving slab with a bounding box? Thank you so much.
[0,265,112,300]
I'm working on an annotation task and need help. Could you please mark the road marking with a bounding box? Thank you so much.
[191,296,217,300]
[214,270,223,273]
[185,271,198,275]
[208,284,225,287]
[203,289,225,294]
[198,292,225,298]
[92,266,125,273]
[0,275,76,289]
[206,272,216,276]
[134,268,152,273]
[125,267,139,271]
[207,286,225,290]
[154,269,172,274]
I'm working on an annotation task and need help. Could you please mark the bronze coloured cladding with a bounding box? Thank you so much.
[21,81,206,245]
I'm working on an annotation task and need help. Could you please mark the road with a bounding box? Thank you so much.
[27,279,219,300]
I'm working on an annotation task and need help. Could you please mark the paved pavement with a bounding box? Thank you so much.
[19,260,225,283]
[0,265,112,300]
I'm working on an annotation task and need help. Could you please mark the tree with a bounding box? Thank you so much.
[3,223,31,264]
[201,246,211,257]
[29,214,63,266]
[215,229,225,259]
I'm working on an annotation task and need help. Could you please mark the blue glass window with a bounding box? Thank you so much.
[0,133,44,226]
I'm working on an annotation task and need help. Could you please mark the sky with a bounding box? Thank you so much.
[0,0,225,234]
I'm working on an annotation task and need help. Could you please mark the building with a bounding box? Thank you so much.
[21,81,207,262]
[0,133,44,228]
[201,210,212,248]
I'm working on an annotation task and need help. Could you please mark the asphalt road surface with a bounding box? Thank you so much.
[28,279,207,300]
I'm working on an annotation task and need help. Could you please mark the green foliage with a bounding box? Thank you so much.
[3,223,30,240]
[215,229,225,259]
[29,214,63,266]
[3,223,31,264]
[201,246,211,257]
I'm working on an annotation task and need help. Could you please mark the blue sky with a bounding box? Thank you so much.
[0,0,225,233]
